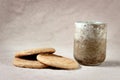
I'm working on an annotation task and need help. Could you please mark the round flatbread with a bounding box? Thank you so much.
[13,57,48,69]
[15,48,55,57]
[37,54,80,69]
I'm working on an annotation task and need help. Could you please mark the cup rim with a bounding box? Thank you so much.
[75,21,106,25]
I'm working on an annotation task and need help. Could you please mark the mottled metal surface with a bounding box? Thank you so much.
[74,22,107,65]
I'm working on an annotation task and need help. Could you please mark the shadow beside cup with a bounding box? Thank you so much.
[99,60,120,67]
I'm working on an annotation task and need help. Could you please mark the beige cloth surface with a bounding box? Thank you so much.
[0,0,120,80]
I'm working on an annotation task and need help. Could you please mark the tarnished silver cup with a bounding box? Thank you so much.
[74,21,107,66]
